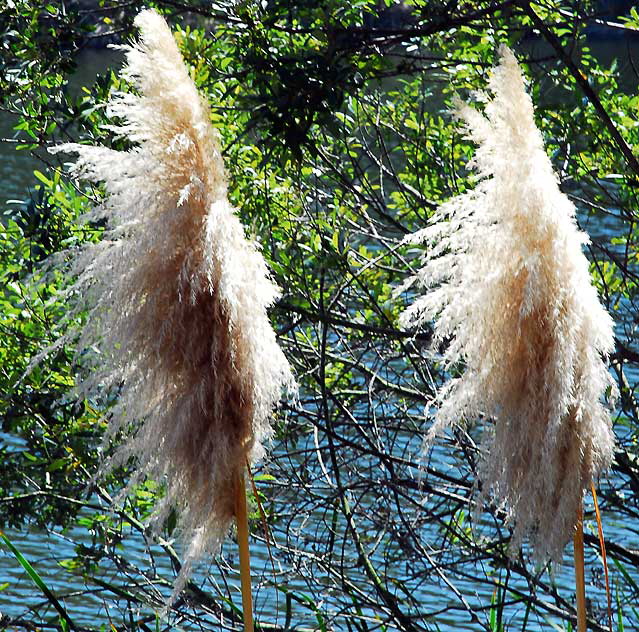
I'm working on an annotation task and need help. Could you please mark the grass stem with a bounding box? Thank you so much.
[574,502,587,632]
[235,468,254,632]
[590,481,612,632]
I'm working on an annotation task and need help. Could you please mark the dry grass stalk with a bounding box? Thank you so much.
[400,46,615,561]
[50,9,294,596]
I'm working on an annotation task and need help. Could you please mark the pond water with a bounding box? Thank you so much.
[2,34,639,632]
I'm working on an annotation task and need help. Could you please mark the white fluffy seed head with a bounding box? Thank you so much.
[401,46,615,561]
[50,9,294,598]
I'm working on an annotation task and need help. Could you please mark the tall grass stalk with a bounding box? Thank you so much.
[48,9,294,614]
[400,45,615,578]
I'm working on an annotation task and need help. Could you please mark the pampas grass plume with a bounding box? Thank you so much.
[400,46,615,561]
[50,9,294,595]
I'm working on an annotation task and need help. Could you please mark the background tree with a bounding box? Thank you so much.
[1,1,639,630]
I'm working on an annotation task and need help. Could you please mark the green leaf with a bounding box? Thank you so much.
[0,531,75,629]
[612,558,639,594]
[253,473,276,482]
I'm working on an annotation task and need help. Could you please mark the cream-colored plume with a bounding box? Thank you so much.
[51,9,294,595]
[400,46,615,561]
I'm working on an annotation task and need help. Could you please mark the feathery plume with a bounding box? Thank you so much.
[400,46,615,561]
[50,9,294,595]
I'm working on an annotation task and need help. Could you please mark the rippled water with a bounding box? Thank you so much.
[2,37,639,631]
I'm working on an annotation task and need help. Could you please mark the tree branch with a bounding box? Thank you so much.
[518,1,639,177]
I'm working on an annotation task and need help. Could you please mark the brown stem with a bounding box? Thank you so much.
[235,468,254,632]
[590,481,613,632]
[574,501,587,632]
